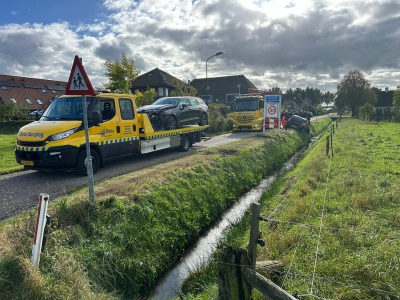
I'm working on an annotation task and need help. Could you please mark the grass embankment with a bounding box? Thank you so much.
[0,119,330,299]
[0,122,28,175]
[181,119,400,300]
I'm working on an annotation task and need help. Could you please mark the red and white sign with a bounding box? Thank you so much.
[65,55,96,95]
[266,103,278,118]
[268,106,276,115]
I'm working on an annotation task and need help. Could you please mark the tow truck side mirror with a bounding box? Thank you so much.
[89,111,101,126]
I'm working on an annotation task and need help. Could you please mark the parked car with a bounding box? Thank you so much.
[28,110,44,118]
[287,115,310,133]
[137,96,208,130]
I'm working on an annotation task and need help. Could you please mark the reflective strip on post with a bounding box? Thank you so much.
[31,193,49,268]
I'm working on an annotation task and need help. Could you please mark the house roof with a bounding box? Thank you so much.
[190,75,257,95]
[375,90,394,107]
[0,74,67,110]
[131,68,187,89]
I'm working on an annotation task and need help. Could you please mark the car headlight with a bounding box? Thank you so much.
[49,128,78,141]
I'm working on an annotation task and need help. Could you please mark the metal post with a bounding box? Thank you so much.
[31,193,49,268]
[81,95,95,204]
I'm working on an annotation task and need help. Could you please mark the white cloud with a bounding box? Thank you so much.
[0,0,399,92]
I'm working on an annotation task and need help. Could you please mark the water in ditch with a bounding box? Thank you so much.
[150,137,319,299]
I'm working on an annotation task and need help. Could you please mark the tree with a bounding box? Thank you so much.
[359,102,374,121]
[392,85,400,122]
[134,88,157,107]
[335,70,372,117]
[269,87,282,93]
[104,53,140,94]
[170,80,198,96]
[322,91,335,107]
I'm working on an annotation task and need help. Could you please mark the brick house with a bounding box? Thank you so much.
[0,74,67,112]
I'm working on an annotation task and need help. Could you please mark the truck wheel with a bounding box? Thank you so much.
[199,113,208,126]
[179,134,190,152]
[167,116,177,130]
[75,149,100,176]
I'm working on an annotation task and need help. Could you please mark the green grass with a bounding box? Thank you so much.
[0,122,27,175]
[0,119,331,300]
[181,119,400,300]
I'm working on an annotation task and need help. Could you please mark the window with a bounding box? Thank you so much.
[42,89,47,93]
[180,98,190,106]
[201,95,211,104]
[101,100,115,121]
[119,98,134,120]
[205,86,210,90]
[158,87,164,96]
[37,99,43,105]
[26,98,32,104]
[10,97,16,103]
[189,98,198,106]
[1,86,7,90]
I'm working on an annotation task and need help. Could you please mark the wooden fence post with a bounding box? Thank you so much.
[218,246,252,300]
[330,130,334,157]
[326,136,329,156]
[248,203,261,269]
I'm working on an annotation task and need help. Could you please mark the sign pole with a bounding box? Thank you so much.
[31,193,49,268]
[278,100,281,137]
[263,99,266,134]
[65,55,96,204]
[81,94,95,204]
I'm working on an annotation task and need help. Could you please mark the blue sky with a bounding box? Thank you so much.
[0,0,399,93]
[2,1,107,26]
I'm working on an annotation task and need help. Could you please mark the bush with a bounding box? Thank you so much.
[207,104,233,133]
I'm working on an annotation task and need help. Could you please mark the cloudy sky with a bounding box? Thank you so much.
[1,0,399,93]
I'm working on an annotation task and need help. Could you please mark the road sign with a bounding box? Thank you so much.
[65,55,95,95]
[268,106,277,115]
[265,95,280,102]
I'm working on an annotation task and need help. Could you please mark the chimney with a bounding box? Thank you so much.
[188,80,191,86]
[385,87,389,92]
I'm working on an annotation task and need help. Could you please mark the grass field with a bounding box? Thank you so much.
[181,119,400,300]
[0,119,332,300]
[0,122,27,175]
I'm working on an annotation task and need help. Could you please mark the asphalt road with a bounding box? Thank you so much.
[0,131,258,221]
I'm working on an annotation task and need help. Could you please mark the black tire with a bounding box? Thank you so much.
[179,134,190,152]
[167,116,177,130]
[199,113,208,126]
[74,149,100,176]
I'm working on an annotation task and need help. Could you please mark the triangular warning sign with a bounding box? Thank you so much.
[65,55,96,95]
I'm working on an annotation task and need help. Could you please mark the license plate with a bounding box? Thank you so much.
[21,160,34,166]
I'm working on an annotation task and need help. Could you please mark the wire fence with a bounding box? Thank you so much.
[252,122,399,299]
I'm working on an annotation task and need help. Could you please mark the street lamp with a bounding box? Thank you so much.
[206,52,223,79]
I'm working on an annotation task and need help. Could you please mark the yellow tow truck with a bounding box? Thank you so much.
[15,91,208,175]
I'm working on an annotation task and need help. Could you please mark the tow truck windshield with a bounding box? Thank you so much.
[40,97,103,121]
[234,98,259,111]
